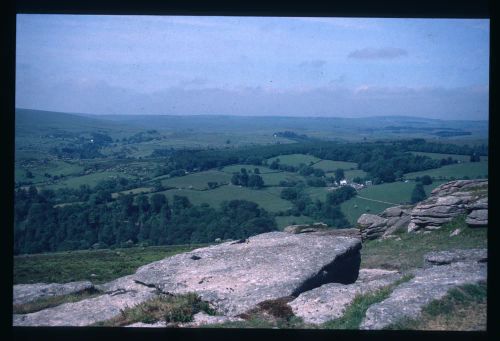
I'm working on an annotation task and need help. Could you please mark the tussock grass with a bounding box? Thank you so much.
[13,288,102,314]
[385,281,487,330]
[14,244,211,285]
[93,293,215,327]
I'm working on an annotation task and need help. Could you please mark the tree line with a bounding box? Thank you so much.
[14,186,277,255]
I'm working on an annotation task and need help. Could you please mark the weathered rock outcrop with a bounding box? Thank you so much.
[408,179,488,232]
[133,231,362,317]
[357,214,388,240]
[13,276,156,326]
[360,249,487,330]
[356,180,488,239]
[13,281,94,306]
[357,205,412,240]
[288,269,403,324]
[423,248,487,267]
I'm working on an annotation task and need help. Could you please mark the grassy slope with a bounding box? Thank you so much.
[405,161,488,180]
[341,181,446,225]
[267,154,321,167]
[314,160,358,172]
[161,170,232,190]
[12,215,487,330]
[13,244,211,285]
[385,282,487,331]
[360,216,487,271]
[411,151,489,163]
[156,185,292,212]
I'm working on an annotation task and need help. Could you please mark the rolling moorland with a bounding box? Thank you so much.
[13,108,488,330]
[14,108,488,254]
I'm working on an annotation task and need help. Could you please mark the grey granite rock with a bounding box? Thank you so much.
[133,231,362,316]
[360,256,487,329]
[357,214,389,240]
[179,312,244,327]
[382,215,410,237]
[288,269,403,324]
[13,281,94,305]
[125,321,167,328]
[408,179,488,232]
[13,276,156,326]
[466,209,488,227]
[424,248,487,267]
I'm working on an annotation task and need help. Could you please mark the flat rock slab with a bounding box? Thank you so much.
[179,312,244,327]
[288,269,403,324]
[125,312,244,328]
[13,277,156,326]
[360,261,487,330]
[13,281,94,305]
[424,249,487,267]
[126,321,167,328]
[133,231,362,316]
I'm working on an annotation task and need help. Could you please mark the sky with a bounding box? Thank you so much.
[16,15,489,120]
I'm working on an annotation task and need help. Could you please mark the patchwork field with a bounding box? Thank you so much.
[15,160,85,184]
[111,187,153,199]
[161,170,232,190]
[267,154,321,167]
[404,162,488,180]
[411,151,488,163]
[340,181,447,225]
[343,169,368,180]
[314,160,358,172]
[40,171,138,190]
[156,185,292,212]
[221,164,277,174]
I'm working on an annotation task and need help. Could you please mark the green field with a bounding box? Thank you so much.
[411,151,488,163]
[304,187,331,201]
[344,169,368,180]
[161,170,232,190]
[221,164,277,174]
[267,154,320,167]
[404,162,488,180]
[260,171,305,186]
[15,160,85,184]
[341,198,392,225]
[314,160,358,172]
[157,185,292,212]
[111,187,153,199]
[340,181,446,225]
[40,171,137,190]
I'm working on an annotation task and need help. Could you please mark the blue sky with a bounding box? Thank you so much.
[16,15,489,120]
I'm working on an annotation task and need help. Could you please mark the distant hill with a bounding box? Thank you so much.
[15,108,488,142]
[15,108,136,136]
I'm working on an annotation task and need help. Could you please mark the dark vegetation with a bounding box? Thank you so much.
[14,186,276,254]
[14,136,487,255]
[14,244,207,284]
[154,139,480,185]
[93,293,215,326]
[14,109,488,256]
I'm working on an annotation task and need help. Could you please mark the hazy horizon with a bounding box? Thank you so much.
[16,15,489,120]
